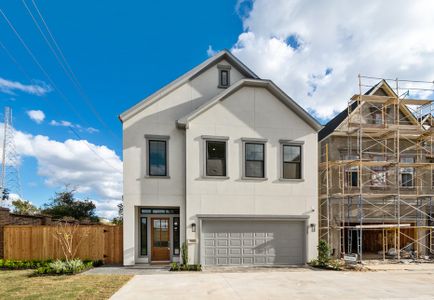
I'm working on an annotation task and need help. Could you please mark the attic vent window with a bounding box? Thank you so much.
[218,65,231,88]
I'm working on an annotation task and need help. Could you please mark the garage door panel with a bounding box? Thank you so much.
[216,248,228,255]
[229,257,241,264]
[229,248,241,255]
[243,248,253,255]
[254,239,266,246]
[229,239,241,246]
[243,239,253,246]
[204,239,215,246]
[216,239,228,246]
[202,220,305,266]
[216,257,228,264]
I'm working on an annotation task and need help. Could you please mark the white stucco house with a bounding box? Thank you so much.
[119,50,321,266]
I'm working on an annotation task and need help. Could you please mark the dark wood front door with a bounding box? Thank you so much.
[151,218,170,262]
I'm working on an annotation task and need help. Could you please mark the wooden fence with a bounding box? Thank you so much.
[3,225,123,264]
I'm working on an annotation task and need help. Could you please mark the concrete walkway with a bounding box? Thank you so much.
[110,269,434,300]
[82,264,170,275]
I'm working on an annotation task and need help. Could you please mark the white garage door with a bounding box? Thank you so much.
[201,220,305,265]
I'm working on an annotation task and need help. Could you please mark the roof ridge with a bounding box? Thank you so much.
[119,51,259,122]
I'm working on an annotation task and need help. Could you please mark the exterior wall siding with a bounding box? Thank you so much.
[185,86,318,263]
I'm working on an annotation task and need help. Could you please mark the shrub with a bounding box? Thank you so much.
[308,240,342,271]
[181,242,188,265]
[169,262,201,272]
[0,259,53,270]
[0,259,103,271]
[33,259,93,276]
[317,240,331,267]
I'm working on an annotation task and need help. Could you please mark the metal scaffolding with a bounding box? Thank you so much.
[319,75,434,262]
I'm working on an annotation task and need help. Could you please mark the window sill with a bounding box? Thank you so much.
[279,178,304,182]
[241,177,268,181]
[144,175,171,179]
[201,176,230,180]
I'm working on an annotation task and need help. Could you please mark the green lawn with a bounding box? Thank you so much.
[0,270,132,300]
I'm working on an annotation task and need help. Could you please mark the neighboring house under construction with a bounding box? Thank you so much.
[319,76,434,261]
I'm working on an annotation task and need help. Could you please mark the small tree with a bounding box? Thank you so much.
[53,220,90,262]
[317,239,331,267]
[11,198,39,215]
[1,187,9,202]
[112,203,123,225]
[181,242,188,265]
[42,185,98,222]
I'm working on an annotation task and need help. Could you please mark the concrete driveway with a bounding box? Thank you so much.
[111,268,434,300]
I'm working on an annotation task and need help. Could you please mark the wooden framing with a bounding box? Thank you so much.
[319,76,434,262]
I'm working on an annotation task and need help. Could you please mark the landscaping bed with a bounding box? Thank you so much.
[169,262,202,271]
[0,258,104,276]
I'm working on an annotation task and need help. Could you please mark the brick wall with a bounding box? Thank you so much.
[0,207,52,258]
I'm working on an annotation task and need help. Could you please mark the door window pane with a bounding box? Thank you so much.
[206,141,226,176]
[149,140,167,176]
[245,143,264,178]
[153,219,169,248]
[283,145,301,179]
[140,217,147,256]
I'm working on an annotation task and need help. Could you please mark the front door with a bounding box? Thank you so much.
[151,218,170,262]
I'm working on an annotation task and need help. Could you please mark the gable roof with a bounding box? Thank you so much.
[119,50,259,122]
[177,78,322,131]
[318,80,418,141]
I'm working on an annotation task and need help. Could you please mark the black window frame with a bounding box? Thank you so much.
[205,140,227,177]
[220,70,229,87]
[282,144,302,179]
[218,65,231,89]
[244,142,265,178]
[344,168,359,187]
[173,217,180,255]
[148,139,167,177]
[140,217,147,256]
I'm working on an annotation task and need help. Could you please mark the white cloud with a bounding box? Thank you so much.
[0,77,51,96]
[50,119,99,134]
[49,120,72,127]
[26,110,45,124]
[227,0,434,120]
[1,123,121,219]
[207,45,218,57]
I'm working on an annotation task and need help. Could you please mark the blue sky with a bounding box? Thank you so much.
[1,1,434,218]
[0,0,245,217]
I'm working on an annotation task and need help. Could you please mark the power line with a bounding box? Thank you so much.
[0,39,33,81]
[25,0,121,142]
[68,126,122,173]
[0,7,90,128]
[0,7,121,173]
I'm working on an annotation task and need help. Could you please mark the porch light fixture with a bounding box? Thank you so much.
[310,223,316,233]
[191,223,196,232]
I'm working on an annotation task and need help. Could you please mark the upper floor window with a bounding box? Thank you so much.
[282,144,302,179]
[218,65,231,88]
[145,135,169,177]
[400,156,415,187]
[206,140,226,176]
[244,142,265,178]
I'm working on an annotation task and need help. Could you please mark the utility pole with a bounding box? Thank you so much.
[1,106,21,204]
